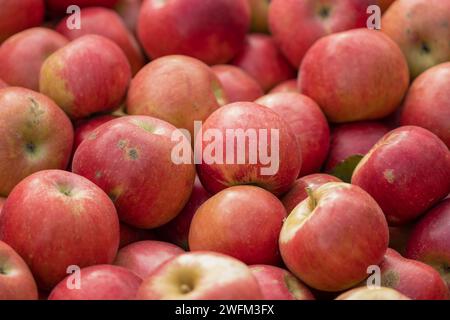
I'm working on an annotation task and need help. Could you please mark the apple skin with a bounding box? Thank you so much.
[0,87,74,196]
[137,252,263,300]
[0,28,68,91]
[247,0,269,33]
[72,116,196,229]
[250,265,315,300]
[232,34,295,92]
[48,265,141,300]
[137,0,250,65]
[56,7,145,75]
[336,287,410,300]
[380,249,449,300]
[0,0,44,42]
[352,126,450,225]
[280,182,389,292]
[126,55,227,137]
[189,186,286,265]
[382,0,450,78]
[115,0,142,32]
[281,174,342,214]
[73,115,117,153]
[119,223,157,248]
[379,0,396,12]
[300,29,409,123]
[114,240,184,279]
[255,92,330,176]
[325,121,390,173]
[0,78,7,89]
[269,79,298,94]
[400,62,450,148]
[0,170,120,290]
[39,34,131,119]
[269,0,374,68]
[406,198,450,290]
[46,0,119,14]
[0,197,5,214]
[156,177,211,250]
[212,65,263,103]
[0,241,38,300]
[388,224,414,256]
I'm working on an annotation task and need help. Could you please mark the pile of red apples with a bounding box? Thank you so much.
[0,0,450,301]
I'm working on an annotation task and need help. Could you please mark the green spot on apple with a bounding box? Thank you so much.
[381,270,400,288]
[318,6,331,19]
[330,155,364,183]
[128,148,139,160]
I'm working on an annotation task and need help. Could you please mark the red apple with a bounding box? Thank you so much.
[73,115,117,152]
[336,287,410,300]
[56,7,145,75]
[137,252,263,300]
[114,240,184,279]
[281,174,342,214]
[196,102,301,196]
[39,34,131,119]
[250,265,315,300]
[212,65,263,103]
[0,28,68,91]
[115,0,142,32]
[137,0,250,65]
[352,126,450,225]
[269,79,298,94]
[119,223,157,248]
[49,265,141,300]
[406,198,450,290]
[400,62,450,148]
[46,0,119,14]
[0,87,73,196]
[156,176,211,250]
[379,249,449,300]
[255,92,330,176]
[325,121,390,173]
[0,170,120,290]
[72,116,196,228]
[232,34,295,92]
[189,186,286,265]
[247,0,270,33]
[269,0,374,68]
[0,0,44,42]
[126,55,227,137]
[279,182,389,291]
[0,240,38,300]
[300,29,409,123]
[0,197,5,214]
[0,78,7,89]
[382,0,450,78]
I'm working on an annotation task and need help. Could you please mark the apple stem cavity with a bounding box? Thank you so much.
[305,187,317,211]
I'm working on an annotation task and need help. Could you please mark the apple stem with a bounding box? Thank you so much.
[305,187,316,210]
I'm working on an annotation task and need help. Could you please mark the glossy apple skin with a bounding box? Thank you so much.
[40,35,131,119]
[250,265,315,300]
[280,182,389,292]
[0,87,73,196]
[247,0,269,33]
[300,29,409,123]
[212,65,263,103]
[325,121,390,172]
[137,0,250,65]
[269,0,374,68]
[127,55,227,137]
[72,116,196,229]
[0,170,120,290]
[56,7,145,75]
[401,63,450,148]
[46,0,119,13]
[0,241,38,300]
[157,177,211,250]
[137,252,263,300]
[281,174,341,214]
[269,79,298,94]
[0,0,44,42]
[73,115,117,153]
[256,92,329,176]
[114,241,184,279]
[406,198,450,290]
[380,249,449,300]
[189,186,286,265]
[119,223,157,248]
[232,34,295,91]
[352,126,450,225]
[115,0,142,32]
[336,287,410,300]
[49,265,141,300]
[197,102,301,196]
[382,0,450,78]
[0,28,68,91]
